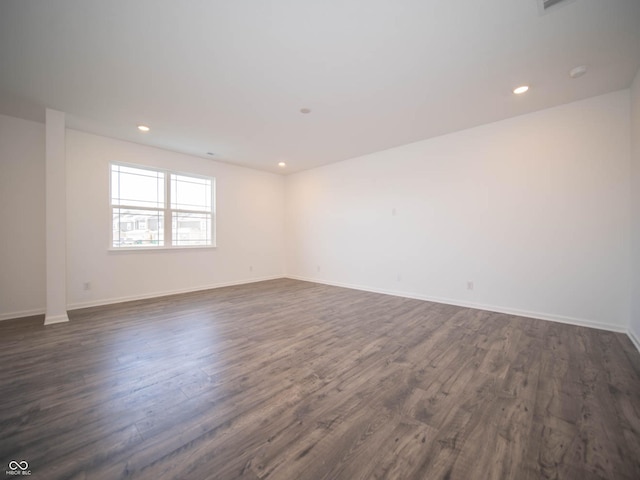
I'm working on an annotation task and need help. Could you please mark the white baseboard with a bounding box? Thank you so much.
[66,274,286,311]
[285,275,628,334]
[0,308,45,322]
[3,276,638,354]
[628,328,640,354]
[44,313,70,325]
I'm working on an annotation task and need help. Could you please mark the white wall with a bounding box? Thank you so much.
[630,70,640,346]
[65,130,285,308]
[0,88,636,335]
[286,90,632,331]
[0,114,46,319]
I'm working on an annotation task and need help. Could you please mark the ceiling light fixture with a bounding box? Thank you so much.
[278,162,286,167]
[206,152,215,156]
[513,85,529,95]
[300,108,311,114]
[137,125,150,132]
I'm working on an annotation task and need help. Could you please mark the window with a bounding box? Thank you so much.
[110,163,215,248]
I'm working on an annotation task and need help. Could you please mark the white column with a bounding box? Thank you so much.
[44,109,69,325]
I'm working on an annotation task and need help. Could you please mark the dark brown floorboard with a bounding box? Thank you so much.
[1,279,639,479]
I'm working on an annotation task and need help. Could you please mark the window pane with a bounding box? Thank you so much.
[172,212,211,246]
[171,174,211,212]
[111,164,165,208]
[110,163,215,249]
[112,208,164,247]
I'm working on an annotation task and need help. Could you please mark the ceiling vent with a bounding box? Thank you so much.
[543,0,565,9]
[537,0,577,15]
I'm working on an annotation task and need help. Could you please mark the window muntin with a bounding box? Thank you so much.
[111,164,165,208]
[110,163,214,249]
[171,174,212,212]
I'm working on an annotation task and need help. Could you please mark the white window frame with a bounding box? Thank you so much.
[109,162,216,250]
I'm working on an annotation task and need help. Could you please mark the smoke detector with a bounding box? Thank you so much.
[569,65,588,79]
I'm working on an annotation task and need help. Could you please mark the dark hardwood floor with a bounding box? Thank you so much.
[1,279,639,479]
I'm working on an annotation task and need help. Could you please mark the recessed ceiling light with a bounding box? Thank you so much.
[137,125,150,132]
[513,85,529,95]
[569,65,588,79]
[278,162,287,167]
[206,152,215,156]
[300,108,311,114]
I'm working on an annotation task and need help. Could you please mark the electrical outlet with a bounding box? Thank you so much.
[397,273,401,282]
[83,282,91,291]
[249,265,253,272]
[317,265,321,273]
[467,281,474,291]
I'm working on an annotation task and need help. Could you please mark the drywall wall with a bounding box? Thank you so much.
[65,130,285,308]
[0,114,46,320]
[285,90,632,331]
[630,69,640,347]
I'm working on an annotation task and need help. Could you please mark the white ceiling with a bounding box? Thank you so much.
[1,0,639,174]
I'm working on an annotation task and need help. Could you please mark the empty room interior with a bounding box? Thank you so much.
[2,0,640,479]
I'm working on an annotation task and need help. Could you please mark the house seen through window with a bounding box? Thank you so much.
[110,163,215,248]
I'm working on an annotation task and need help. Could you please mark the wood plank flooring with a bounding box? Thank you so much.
[1,278,639,479]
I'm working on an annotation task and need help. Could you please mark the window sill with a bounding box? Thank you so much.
[108,245,217,253]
